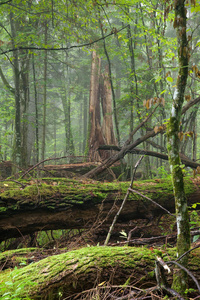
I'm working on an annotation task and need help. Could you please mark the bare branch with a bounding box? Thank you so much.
[20,155,81,178]
[104,155,144,245]
[0,25,128,55]
[84,95,200,178]
[98,145,200,169]
[167,260,200,293]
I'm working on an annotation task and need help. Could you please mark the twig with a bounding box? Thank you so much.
[20,155,83,178]
[107,229,200,246]
[155,258,185,300]
[128,188,175,216]
[104,155,144,245]
[0,179,26,188]
[175,243,200,263]
[162,286,185,300]
[167,260,200,293]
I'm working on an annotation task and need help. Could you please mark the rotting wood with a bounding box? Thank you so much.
[0,246,200,299]
[84,96,200,179]
[0,177,200,241]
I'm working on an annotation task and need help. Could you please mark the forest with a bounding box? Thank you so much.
[0,0,200,299]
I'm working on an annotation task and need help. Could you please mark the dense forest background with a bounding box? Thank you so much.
[1,1,200,299]
[0,0,199,179]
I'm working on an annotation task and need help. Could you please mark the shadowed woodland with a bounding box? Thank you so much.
[1,0,200,299]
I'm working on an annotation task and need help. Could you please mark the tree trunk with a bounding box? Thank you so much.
[61,58,75,160]
[20,50,30,168]
[101,65,116,146]
[83,94,88,153]
[0,246,200,299]
[0,177,199,241]
[41,22,48,162]
[87,50,105,161]
[167,0,190,293]
[10,12,21,168]
[66,67,75,158]
[100,22,120,145]
[32,53,39,163]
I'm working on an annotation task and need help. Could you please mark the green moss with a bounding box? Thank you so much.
[0,177,197,215]
[0,246,159,299]
[1,246,188,299]
[0,248,36,260]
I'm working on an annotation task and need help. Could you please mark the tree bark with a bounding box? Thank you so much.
[32,53,39,163]
[87,50,105,161]
[167,0,190,293]
[10,12,21,167]
[41,21,48,162]
[101,65,116,146]
[0,177,199,241]
[100,23,120,145]
[0,246,200,299]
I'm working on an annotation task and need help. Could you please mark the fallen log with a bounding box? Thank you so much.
[98,146,200,169]
[84,96,200,179]
[0,246,200,299]
[0,177,200,242]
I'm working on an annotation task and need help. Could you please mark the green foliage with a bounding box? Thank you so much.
[189,208,200,242]
[0,266,36,300]
[156,166,171,179]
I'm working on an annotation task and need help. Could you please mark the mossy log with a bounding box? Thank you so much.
[0,177,199,241]
[0,246,200,299]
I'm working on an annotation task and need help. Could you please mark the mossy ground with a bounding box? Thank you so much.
[0,177,199,298]
[0,245,175,299]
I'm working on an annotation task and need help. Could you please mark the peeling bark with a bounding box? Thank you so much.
[87,51,105,161]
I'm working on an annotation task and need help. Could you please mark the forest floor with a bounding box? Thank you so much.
[1,167,200,299]
[0,212,182,265]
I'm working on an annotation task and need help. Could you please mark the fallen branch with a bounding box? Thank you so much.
[128,188,175,216]
[167,260,200,293]
[84,96,200,178]
[108,229,200,246]
[104,155,144,245]
[20,155,87,178]
[98,146,200,169]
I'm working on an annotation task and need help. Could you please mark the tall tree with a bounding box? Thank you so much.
[88,50,105,161]
[167,0,190,293]
[41,21,48,162]
[101,65,116,146]
[9,11,21,167]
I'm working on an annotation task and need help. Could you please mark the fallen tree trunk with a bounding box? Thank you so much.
[0,246,200,299]
[98,146,200,169]
[0,177,199,241]
[84,96,200,179]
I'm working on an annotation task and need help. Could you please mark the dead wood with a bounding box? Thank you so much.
[0,246,200,299]
[98,146,200,169]
[84,96,200,179]
[0,177,200,241]
[108,229,200,247]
